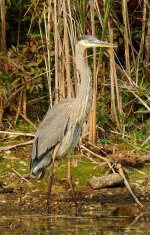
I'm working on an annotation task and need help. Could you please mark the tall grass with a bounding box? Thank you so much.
[0,0,149,146]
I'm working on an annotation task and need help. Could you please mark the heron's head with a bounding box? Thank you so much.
[78,35,117,49]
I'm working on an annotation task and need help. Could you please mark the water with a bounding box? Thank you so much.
[1,213,150,235]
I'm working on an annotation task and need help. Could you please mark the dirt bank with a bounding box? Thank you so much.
[0,145,150,216]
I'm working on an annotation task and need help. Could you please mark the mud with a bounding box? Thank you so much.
[0,145,150,217]
[1,178,150,218]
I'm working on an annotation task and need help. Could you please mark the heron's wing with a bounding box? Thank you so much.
[32,98,73,161]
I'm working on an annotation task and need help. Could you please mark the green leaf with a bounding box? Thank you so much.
[2,74,13,84]
[50,51,55,56]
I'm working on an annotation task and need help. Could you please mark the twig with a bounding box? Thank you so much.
[141,136,150,147]
[110,130,130,138]
[125,213,144,233]
[28,95,49,105]
[87,141,103,150]
[82,154,102,165]
[134,110,150,114]
[11,105,37,130]
[133,168,147,176]
[0,130,35,137]
[0,140,33,152]
[116,163,144,208]
[12,168,32,186]
[81,144,116,173]
[129,89,150,112]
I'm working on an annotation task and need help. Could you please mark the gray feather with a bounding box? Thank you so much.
[31,98,74,161]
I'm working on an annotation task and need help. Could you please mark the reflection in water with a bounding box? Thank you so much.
[1,213,150,235]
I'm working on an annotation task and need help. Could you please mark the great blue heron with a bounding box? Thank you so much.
[30,35,116,179]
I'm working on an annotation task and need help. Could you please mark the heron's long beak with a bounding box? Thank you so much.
[93,39,117,48]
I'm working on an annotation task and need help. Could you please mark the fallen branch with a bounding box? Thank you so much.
[88,173,124,189]
[116,163,144,208]
[134,110,150,114]
[81,144,116,173]
[81,154,102,165]
[141,136,150,147]
[124,213,144,233]
[130,89,150,112]
[12,168,33,186]
[0,130,35,137]
[0,140,33,152]
[11,105,37,130]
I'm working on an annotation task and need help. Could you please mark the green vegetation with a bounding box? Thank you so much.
[1,150,150,193]
[55,156,107,185]
[0,0,149,151]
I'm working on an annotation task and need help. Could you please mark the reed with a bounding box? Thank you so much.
[0,0,149,146]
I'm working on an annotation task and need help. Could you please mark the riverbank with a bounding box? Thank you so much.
[0,144,150,216]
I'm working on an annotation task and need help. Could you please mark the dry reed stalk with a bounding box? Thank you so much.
[81,144,116,173]
[136,0,147,86]
[67,0,78,94]
[27,0,39,35]
[114,52,136,87]
[54,0,59,103]
[14,91,23,125]
[129,89,150,112]
[95,1,107,100]
[0,0,7,126]
[89,0,97,144]
[17,1,22,47]
[0,130,35,137]
[0,92,4,127]
[0,140,33,152]
[12,104,37,130]
[116,163,144,208]
[57,32,66,99]
[100,62,106,97]
[94,2,104,76]
[121,0,131,77]
[82,0,86,33]
[108,23,123,115]
[145,14,150,64]
[23,88,27,117]
[63,0,73,98]
[95,0,103,25]
[38,2,53,106]
[38,20,52,105]
[125,4,136,72]
[0,0,7,55]
[45,1,52,107]
[7,86,23,103]
[114,69,123,115]
[108,26,120,130]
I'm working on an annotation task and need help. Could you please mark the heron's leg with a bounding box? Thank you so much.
[67,156,78,209]
[47,144,60,213]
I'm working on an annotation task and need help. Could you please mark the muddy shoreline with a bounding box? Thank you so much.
[1,145,150,217]
[1,181,150,217]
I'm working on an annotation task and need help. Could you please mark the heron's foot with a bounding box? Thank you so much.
[30,171,44,179]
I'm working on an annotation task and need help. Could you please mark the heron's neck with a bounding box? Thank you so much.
[72,45,93,124]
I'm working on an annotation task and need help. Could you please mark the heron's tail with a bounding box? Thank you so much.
[30,151,52,178]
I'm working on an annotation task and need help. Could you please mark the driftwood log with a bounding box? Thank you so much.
[88,173,124,190]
